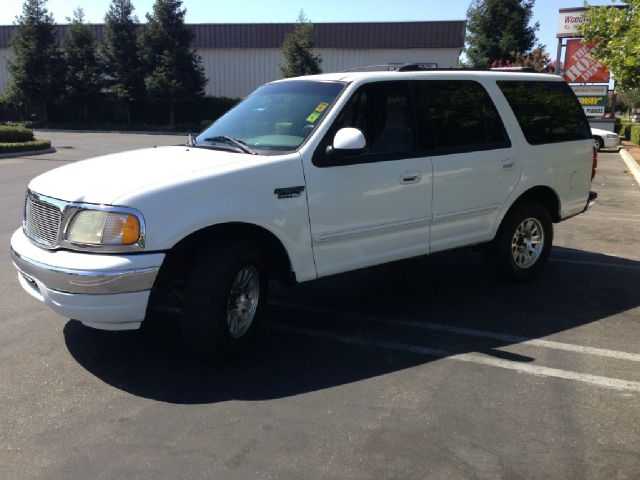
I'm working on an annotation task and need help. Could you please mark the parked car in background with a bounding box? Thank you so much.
[591,127,620,151]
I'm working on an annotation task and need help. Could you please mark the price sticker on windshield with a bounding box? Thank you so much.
[314,102,329,113]
[306,112,321,123]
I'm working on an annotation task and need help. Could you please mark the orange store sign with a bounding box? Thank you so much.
[563,39,610,83]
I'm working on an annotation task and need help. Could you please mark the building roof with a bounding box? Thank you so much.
[0,21,465,49]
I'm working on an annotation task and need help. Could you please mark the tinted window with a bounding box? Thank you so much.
[497,80,590,145]
[340,82,413,154]
[411,80,510,154]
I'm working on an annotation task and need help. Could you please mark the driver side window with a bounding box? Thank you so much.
[313,81,414,166]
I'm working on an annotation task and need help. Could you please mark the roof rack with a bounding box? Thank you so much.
[342,63,540,73]
[342,64,404,72]
[343,63,439,72]
[489,66,535,72]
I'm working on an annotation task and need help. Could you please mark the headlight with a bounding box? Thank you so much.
[606,133,619,138]
[66,210,141,246]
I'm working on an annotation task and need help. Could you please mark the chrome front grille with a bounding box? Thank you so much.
[24,193,62,247]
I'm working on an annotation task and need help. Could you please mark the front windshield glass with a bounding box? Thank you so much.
[196,80,345,153]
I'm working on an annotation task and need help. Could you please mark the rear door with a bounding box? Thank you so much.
[411,80,519,252]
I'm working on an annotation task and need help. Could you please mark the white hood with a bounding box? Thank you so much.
[28,146,252,204]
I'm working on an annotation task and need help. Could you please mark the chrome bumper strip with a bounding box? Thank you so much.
[11,248,159,295]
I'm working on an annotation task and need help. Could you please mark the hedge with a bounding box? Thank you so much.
[0,125,34,143]
[0,139,51,154]
[615,120,640,143]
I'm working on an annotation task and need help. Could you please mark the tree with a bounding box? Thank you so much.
[103,0,144,122]
[280,10,322,78]
[465,0,539,68]
[6,0,64,120]
[62,8,103,123]
[140,0,206,125]
[580,2,640,91]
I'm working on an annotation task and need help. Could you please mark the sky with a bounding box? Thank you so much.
[0,0,627,62]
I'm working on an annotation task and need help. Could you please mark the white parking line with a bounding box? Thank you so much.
[549,258,640,270]
[267,323,640,392]
[269,301,640,362]
[580,217,640,222]
[587,211,640,217]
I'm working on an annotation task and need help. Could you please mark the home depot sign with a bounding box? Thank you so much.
[563,39,610,83]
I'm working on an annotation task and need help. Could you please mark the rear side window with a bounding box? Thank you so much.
[497,80,591,145]
[411,80,511,154]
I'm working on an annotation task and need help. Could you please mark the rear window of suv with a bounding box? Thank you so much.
[497,80,591,145]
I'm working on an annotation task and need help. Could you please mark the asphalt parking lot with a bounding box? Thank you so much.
[1,131,639,479]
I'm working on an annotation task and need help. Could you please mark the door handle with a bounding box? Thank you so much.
[400,171,422,184]
[500,159,515,171]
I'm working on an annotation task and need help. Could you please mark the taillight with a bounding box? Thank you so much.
[592,145,598,181]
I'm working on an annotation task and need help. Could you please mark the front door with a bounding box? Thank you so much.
[302,81,432,277]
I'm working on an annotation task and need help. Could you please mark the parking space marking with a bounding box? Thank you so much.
[269,301,640,363]
[267,323,640,392]
[579,216,640,222]
[587,211,640,217]
[549,258,640,270]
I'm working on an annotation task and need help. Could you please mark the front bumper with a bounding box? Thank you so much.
[10,229,165,330]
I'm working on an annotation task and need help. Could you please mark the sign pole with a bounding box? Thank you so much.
[556,37,563,76]
[611,79,617,118]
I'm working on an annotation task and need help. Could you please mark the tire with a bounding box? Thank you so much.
[594,136,603,151]
[181,239,267,360]
[482,201,553,283]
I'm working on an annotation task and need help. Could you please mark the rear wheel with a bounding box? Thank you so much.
[181,239,267,360]
[482,201,553,283]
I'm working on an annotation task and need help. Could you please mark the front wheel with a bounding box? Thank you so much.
[482,201,553,283]
[181,240,267,360]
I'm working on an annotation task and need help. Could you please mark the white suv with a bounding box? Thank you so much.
[11,67,597,359]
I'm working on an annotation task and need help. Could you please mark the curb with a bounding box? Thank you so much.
[0,147,56,159]
[620,148,640,187]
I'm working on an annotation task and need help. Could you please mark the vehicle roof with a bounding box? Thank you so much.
[272,70,564,84]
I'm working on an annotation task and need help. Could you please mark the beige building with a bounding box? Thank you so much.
[0,21,465,98]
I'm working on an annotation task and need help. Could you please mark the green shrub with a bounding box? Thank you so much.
[0,125,34,143]
[615,121,634,140]
[0,139,51,154]
[630,125,640,144]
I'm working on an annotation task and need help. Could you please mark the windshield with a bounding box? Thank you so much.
[196,80,345,153]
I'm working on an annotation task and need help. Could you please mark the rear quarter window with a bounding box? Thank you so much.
[497,80,591,145]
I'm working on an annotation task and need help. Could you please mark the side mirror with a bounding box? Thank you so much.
[327,128,366,157]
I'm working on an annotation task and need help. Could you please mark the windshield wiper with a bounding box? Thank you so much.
[202,135,257,155]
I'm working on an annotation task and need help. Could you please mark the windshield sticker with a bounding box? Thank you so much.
[314,102,329,113]
[306,112,321,123]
